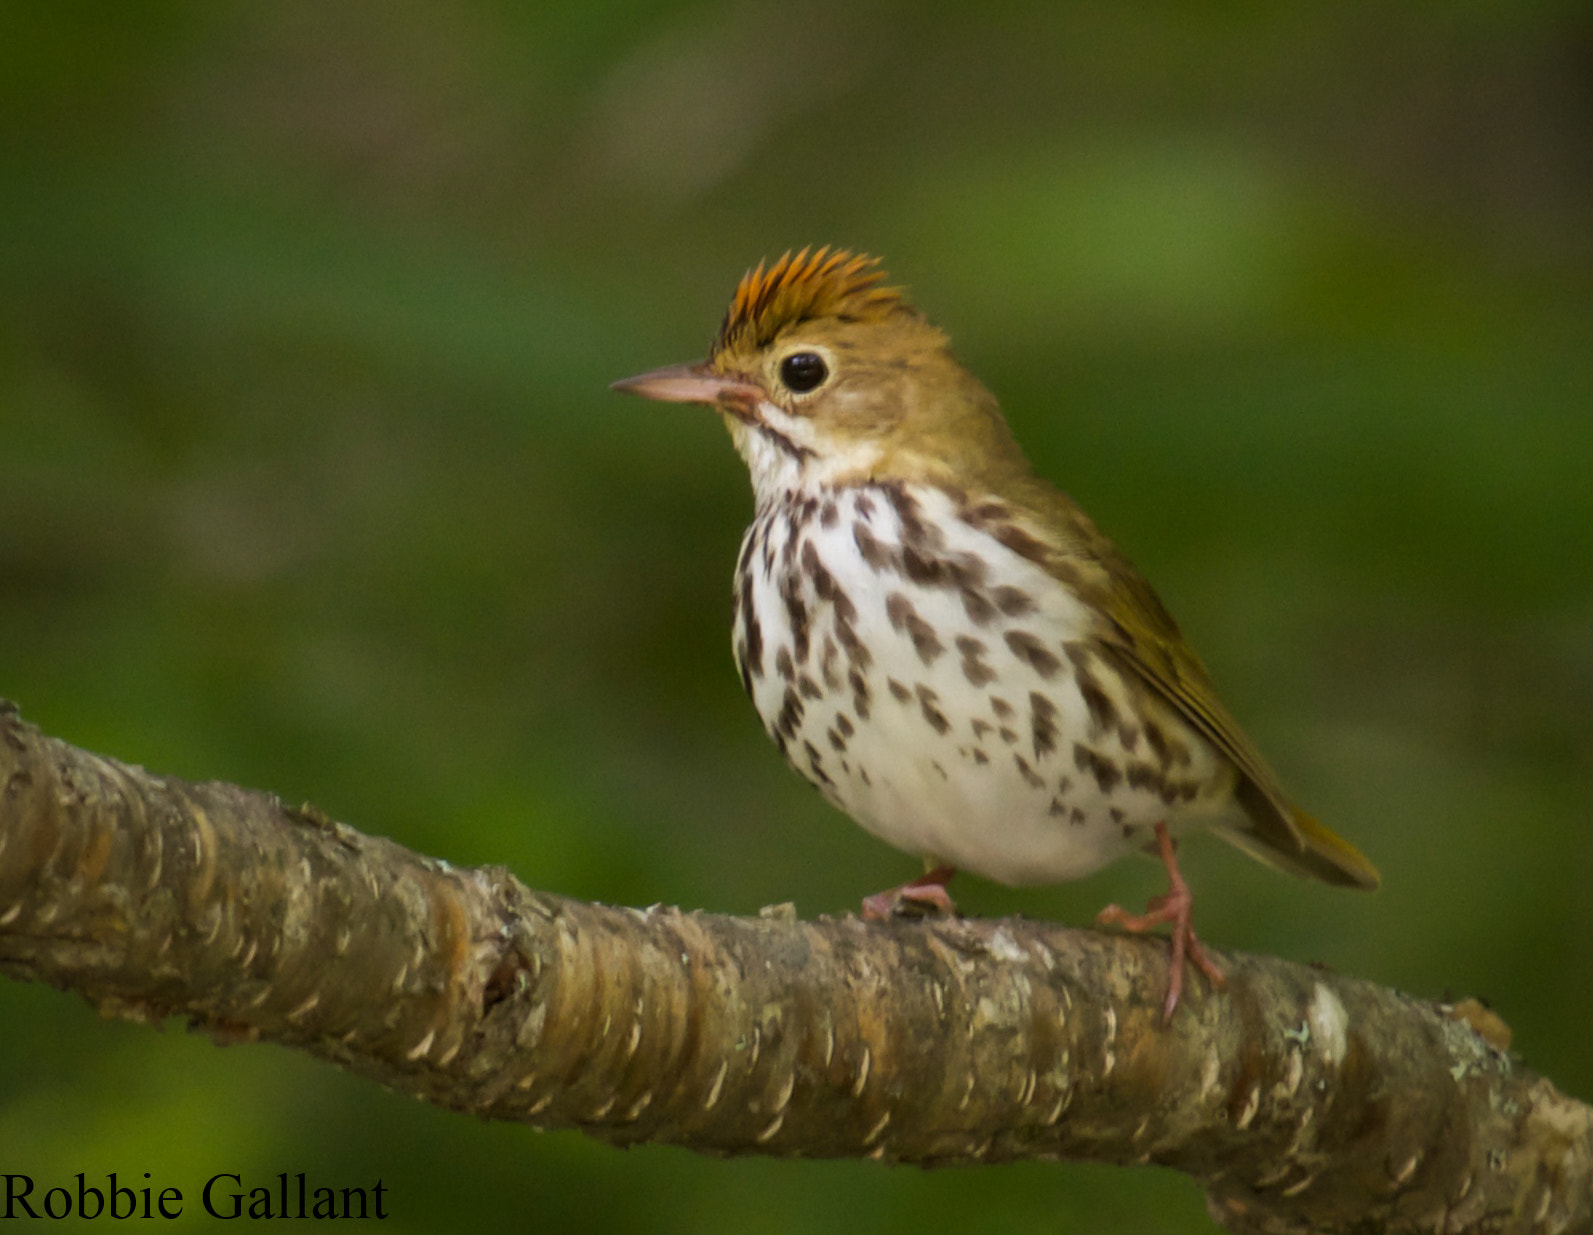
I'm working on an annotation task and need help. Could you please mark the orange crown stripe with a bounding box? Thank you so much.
[713,247,905,355]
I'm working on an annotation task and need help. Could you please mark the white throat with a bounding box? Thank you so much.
[729,399,882,506]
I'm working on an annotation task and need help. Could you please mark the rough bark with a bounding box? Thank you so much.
[0,700,1587,1234]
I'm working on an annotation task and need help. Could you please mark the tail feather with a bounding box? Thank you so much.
[1214,809,1380,890]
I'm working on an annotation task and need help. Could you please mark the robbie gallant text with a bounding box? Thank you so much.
[3,1172,389,1220]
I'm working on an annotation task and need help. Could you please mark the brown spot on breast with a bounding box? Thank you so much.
[959,587,997,625]
[849,667,871,720]
[804,740,834,787]
[1144,719,1171,766]
[999,726,1018,745]
[885,592,944,665]
[739,572,763,679]
[881,482,932,547]
[1013,753,1045,788]
[1126,762,1162,794]
[820,635,842,689]
[971,718,993,738]
[888,678,912,703]
[1070,806,1086,824]
[802,541,840,603]
[828,727,847,752]
[798,673,822,700]
[958,499,1010,528]
[834,713,854,738]
[777,688,805,738]
[993,523,1051,566]
[834,613,871,672]
[1048,797,1068,818]
[1144,719,1193,769]
[775,648,795,681]
[781,518,800,568]
[780,574,809,664]
[902,545,950,587]
[1064,641,1119,734]
[916,685,950,734]
[931,760,948,780]
[820,499,839,529]
[799,536,826,580]
[956,635,995,687]
[830,586,857,626]
[1078,677,1118,736]
[990,696,1014,719]
[1029,692,1059,759]
[853,523,894,572]
[993,585,1035,617]
[972,748,989,764]
[1073,743,1122,793]
[951,553,988,586]
[1005,630,1061,679]
[854,492,876,521]
[899,549,984,596]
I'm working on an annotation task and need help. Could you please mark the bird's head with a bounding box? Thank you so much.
[613,248,1027,500]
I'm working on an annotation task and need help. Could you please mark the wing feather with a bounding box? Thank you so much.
[1010,491,1379,889]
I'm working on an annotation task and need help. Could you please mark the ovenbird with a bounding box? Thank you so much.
[615,247,1377,1019]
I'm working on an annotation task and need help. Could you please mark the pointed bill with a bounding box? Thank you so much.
[611,363,761,413]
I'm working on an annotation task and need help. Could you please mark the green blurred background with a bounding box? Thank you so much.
[2,2,1590,1230]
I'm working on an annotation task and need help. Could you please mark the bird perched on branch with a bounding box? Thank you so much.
[615,247,1377,1020]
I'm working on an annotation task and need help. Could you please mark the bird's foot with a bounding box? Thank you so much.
[862,865,958,921]
[1096,822,1226,1022]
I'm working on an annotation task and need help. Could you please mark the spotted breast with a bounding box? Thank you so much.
[731,478,1238,886]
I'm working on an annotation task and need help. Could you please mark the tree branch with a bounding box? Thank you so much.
[0,701,1587,1233]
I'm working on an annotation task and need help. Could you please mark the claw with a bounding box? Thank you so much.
[1096,822,1225,1022]
[862,864,958,921]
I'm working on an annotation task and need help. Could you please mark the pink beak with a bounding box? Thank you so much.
[611,363,762,417]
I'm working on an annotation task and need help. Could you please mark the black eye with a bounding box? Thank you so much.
[778,351,828,393]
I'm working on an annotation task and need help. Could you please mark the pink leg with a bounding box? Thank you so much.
[862,865,958,921]
[1096,823,1226,1022]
